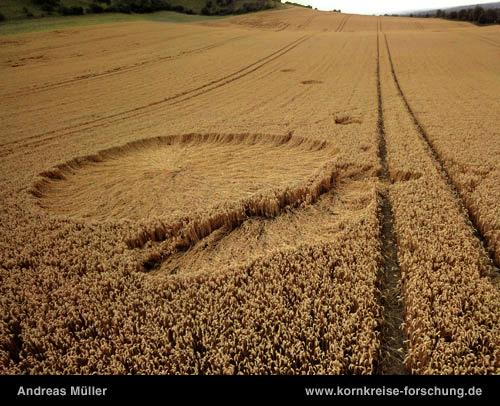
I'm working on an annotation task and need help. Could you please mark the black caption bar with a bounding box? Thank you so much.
[0,375,497,403]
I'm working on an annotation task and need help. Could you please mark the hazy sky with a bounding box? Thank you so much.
[283,1,495,14]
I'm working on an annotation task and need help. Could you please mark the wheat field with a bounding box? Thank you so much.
[0,7,499,375]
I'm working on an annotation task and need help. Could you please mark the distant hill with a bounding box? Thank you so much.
[402,1,500,15]
[0,0,281,21]
[400,2,499,25]
[442,1,500,11]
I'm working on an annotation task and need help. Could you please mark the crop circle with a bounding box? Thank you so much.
[32,133,333,221]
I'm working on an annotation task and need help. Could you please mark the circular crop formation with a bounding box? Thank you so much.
[31,133,334,221]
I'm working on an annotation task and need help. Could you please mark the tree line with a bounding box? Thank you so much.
[410,5,499,25]
[27,1,195,16]
[284,1,311,8]
[0,0,280,20]
[201,0,276,16]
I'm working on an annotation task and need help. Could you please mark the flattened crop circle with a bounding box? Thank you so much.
[32,133,333,221]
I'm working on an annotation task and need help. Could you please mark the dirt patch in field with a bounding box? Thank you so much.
[335,114,362,125]
[301,80,323,85]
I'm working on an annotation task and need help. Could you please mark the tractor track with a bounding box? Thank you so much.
[2,34,250,98]
[374,20,407,375]
[384,32,500,272]
[0,35,311,155]
[335,15,351,32]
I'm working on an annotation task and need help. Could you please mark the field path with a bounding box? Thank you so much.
[378,22,499,374]
[383,32,500,272]
[374,19,406,375]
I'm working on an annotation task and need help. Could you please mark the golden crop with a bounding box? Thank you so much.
[0,8,498,374]
[379,32,499,373]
